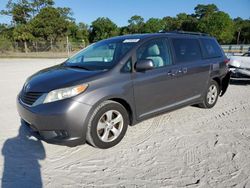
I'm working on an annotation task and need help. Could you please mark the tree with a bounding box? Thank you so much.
[0,0,56,53]
[1,0,55,22]
[31,7,70,48]
[13,23,34,53]
[233,18,250,44]
[30,0,54,15]
[0,35,13,53]
[194,4,219,19]
[67,22,89,46]
[119,26,130,35]
[77,22,89,45]
[57,7,74,21]
[194,4,234,44]
[0,24,14,40]
[176,13,198,31]
[162,16,177,31]
[1,0,32,24]
[127,15,144,33]
[0,24,13,52]
[142,18,164,33]
[197,11,234,44]
[162,14,198,32]
[90,17,118,42]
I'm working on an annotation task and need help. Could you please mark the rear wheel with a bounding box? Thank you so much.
[86,100,129,149]
[199,80,219,109]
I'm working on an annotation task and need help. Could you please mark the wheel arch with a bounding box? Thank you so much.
[211,72,230,97]
[108,98,134,126]
[212,77,221,88]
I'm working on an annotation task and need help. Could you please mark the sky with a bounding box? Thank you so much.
[0,0,249,26]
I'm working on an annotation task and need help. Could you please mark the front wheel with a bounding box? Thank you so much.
[199,80,219,109]
[86,101,129,149]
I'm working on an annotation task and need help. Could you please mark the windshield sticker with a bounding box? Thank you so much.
[123,39,140,43]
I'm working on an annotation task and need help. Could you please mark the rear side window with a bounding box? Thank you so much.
[200,38,222,58]
[172,38,202,63]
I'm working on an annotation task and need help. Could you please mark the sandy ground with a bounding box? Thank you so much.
[0,59,250,188]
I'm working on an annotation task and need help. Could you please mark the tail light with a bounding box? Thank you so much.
[224,58,230,64]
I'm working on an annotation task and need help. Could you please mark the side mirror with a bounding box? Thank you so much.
[135,59,154,72]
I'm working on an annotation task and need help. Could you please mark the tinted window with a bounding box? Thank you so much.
[137,39,172,68]
[201,38,222,58]
[172,38,202,63]
[122,58,132,72]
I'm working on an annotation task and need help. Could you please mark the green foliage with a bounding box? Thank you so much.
[1,0,32,24]
[0,1,249,53]
[1,0,55,24]
[162,16,177,31]
[13,24,34,41]
[127,15,145,33]
[240,21,250,44]
[57,7,74,21]
[90,17,118,42]
[142,18,164,33]
[0,35,13,53]
[13,23,34,53]
[162,14,198,32]
[77,22,89,45]
[67,22,89,45]
[194,4,219,19]
[233,18,250,44]
[30,7,69,41]
[30,0,54,13]
[197,11,234,44]
[192,4,235,44]
[0,24,13,39]
[176,13,198,31]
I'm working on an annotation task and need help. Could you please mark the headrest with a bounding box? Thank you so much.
[147,44,160,56]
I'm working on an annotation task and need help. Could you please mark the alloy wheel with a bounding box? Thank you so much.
[96,110,124,143]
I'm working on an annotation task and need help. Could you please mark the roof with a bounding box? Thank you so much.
[107,31,212,42]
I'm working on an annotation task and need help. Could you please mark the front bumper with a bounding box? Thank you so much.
[230,68,250,79]
[17,96,92,147]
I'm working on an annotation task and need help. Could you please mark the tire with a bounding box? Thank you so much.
[86,100,129,149]
[199,80,219,109]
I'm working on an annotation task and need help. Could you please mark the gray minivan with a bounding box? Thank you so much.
[17,32,230,148]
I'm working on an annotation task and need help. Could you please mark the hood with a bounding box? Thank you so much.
[229,56,250,69]
[24,64,104,93]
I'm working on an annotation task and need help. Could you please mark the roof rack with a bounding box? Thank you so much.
[159,30,210,36]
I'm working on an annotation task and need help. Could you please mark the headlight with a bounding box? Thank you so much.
[43,84,88,104]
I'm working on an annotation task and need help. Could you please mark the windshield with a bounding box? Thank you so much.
[64,39,136,70]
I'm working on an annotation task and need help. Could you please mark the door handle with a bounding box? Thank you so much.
[167,71,173,76]
[167,70,177,76]
[168,68,187,76]
[182,67,188,74]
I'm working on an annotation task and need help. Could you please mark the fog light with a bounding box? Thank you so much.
[55,130,69,138]
[40,130,69,139]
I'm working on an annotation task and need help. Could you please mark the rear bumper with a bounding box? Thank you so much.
[17,96,92,147]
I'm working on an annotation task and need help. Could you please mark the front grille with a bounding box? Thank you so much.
[21,91,43,106]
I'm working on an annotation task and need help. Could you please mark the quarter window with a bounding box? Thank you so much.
[122,58,132,72]
[172,38,202,63]
[200,38,222,58]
